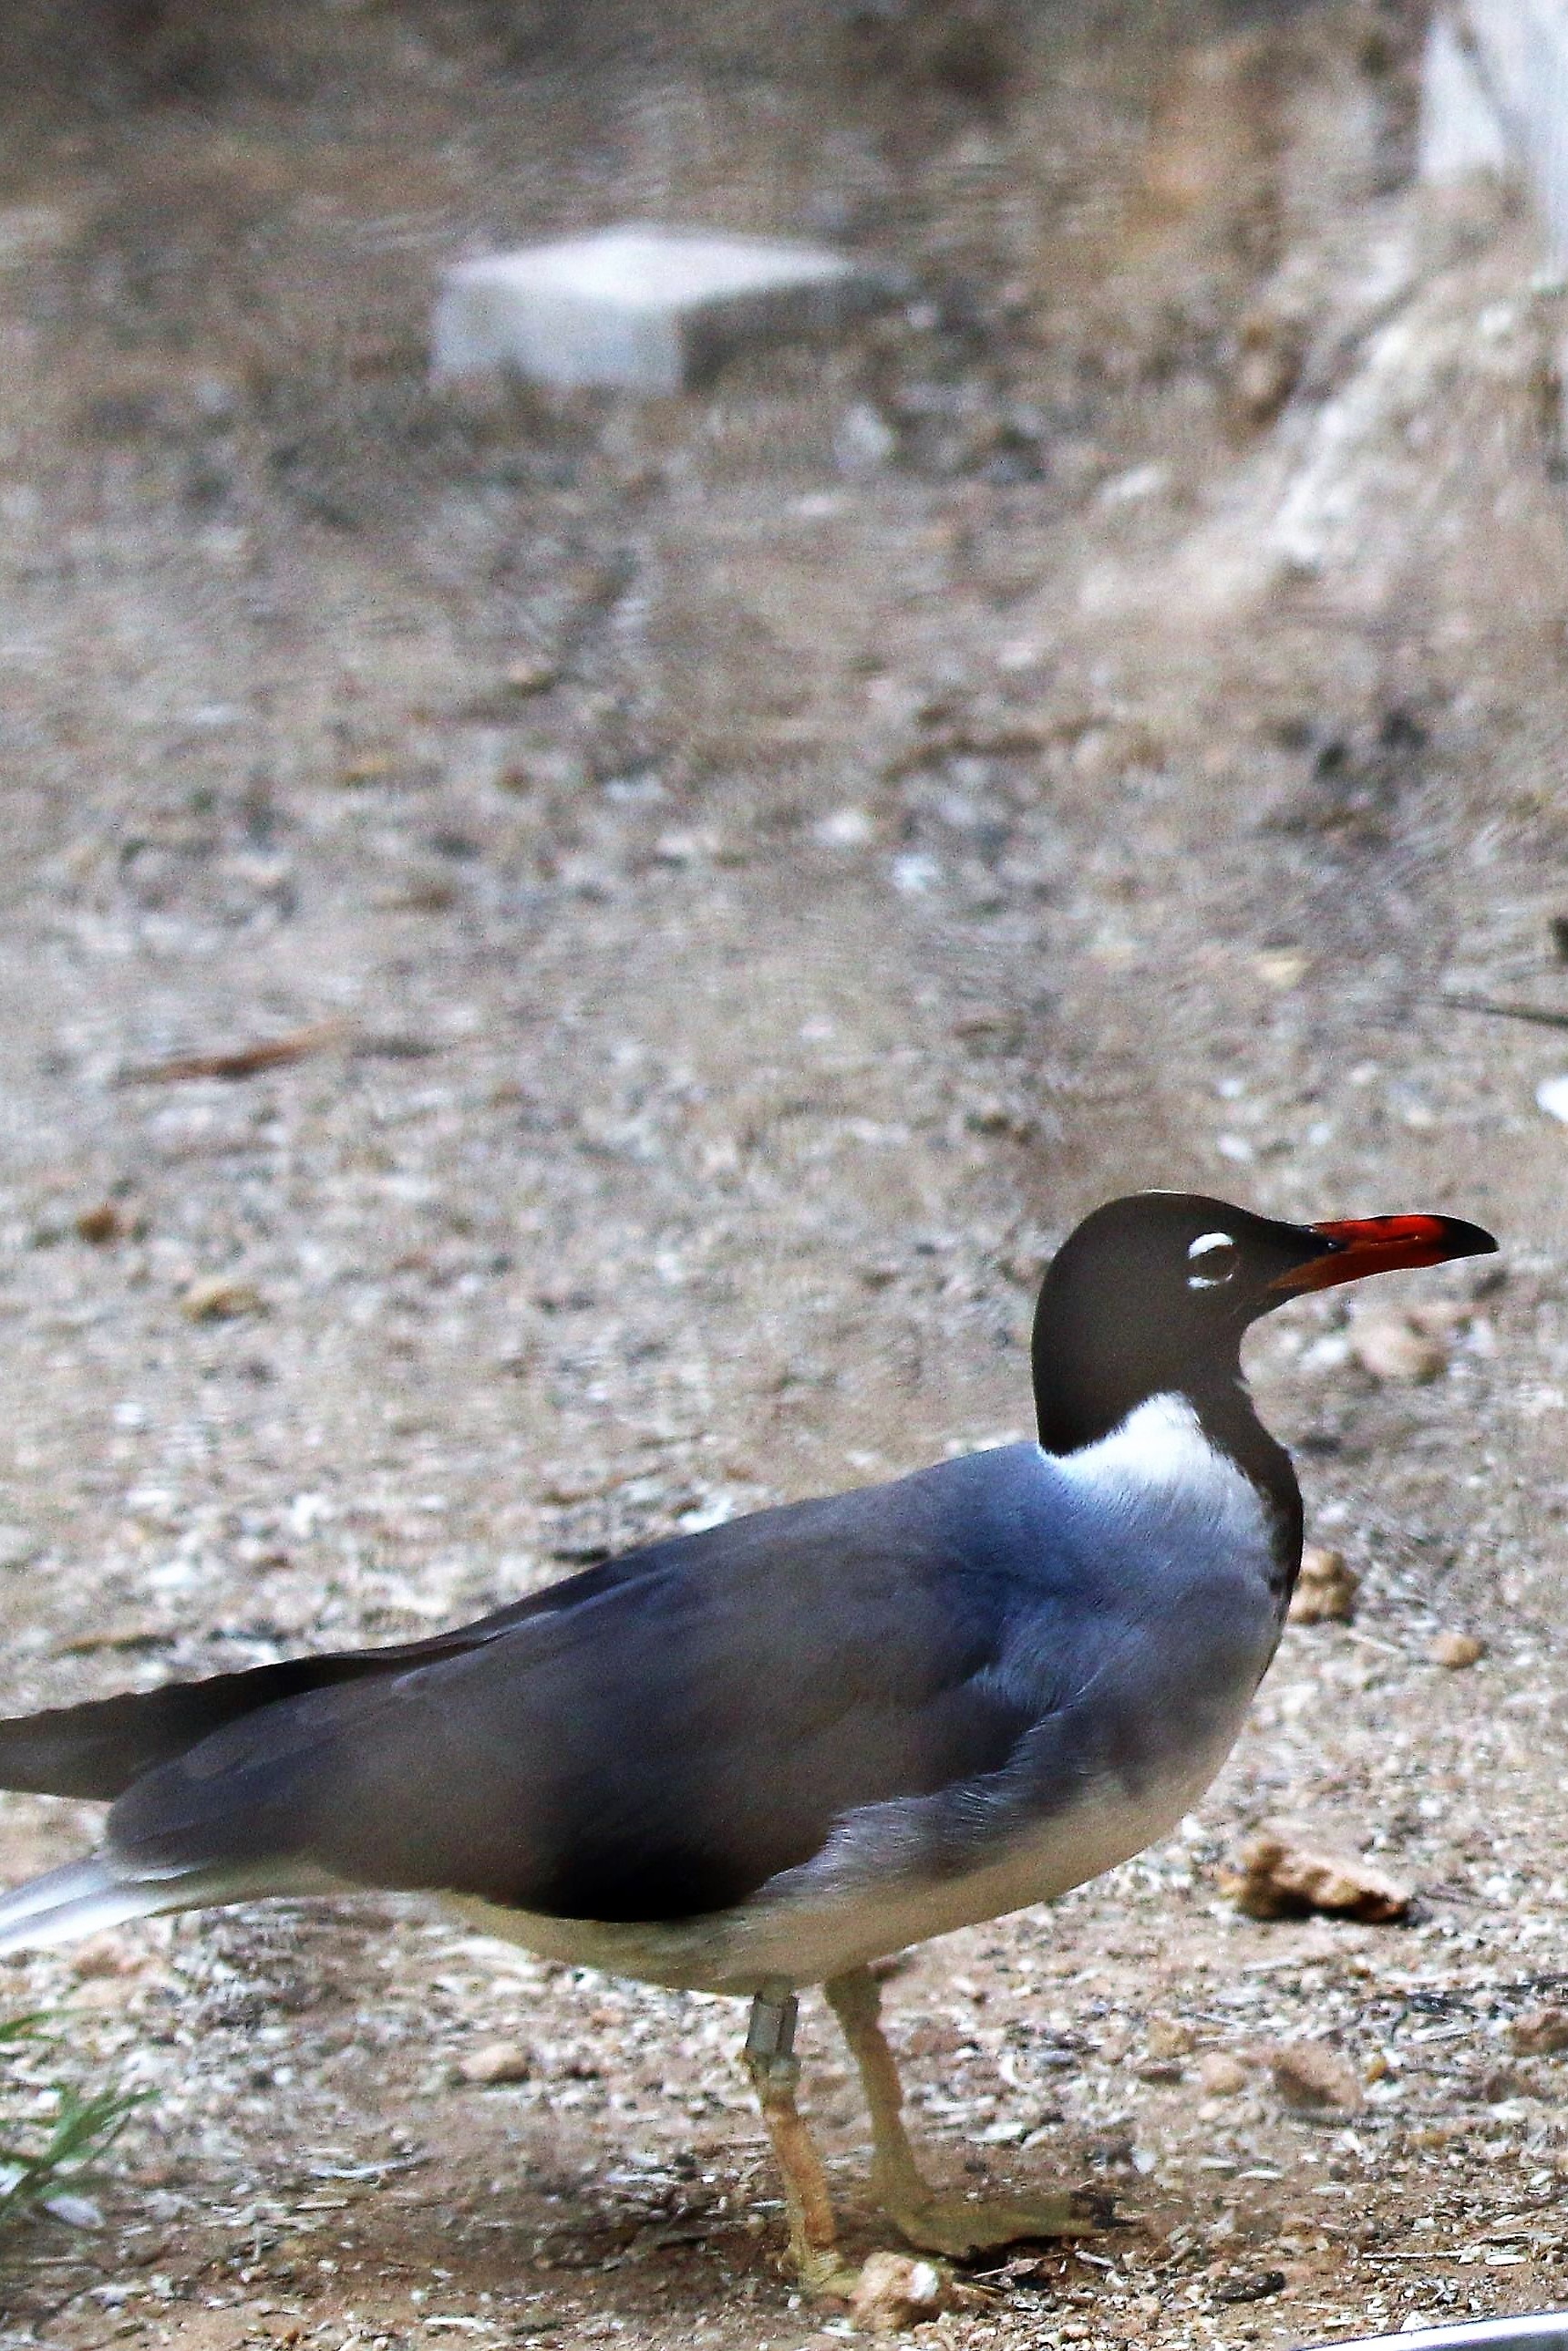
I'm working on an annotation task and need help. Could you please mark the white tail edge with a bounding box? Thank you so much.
[0,1852,333,1955]
[0,1856,193,1954]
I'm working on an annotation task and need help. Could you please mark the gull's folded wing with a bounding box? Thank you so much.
[4,1452,1078,1925]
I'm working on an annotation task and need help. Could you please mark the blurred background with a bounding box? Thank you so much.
[1,3,1568,2346]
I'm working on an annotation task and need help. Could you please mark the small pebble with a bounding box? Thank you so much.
[339,750,397,786]
[183,1276,264,1324]
[834,401,897,474]
[1287,1544,1359,1624]
[815,806,875,849]
[1429,1630,1485,1669]
[1350,1314,1448,1384]
[1099,461,1169,506]
[1145,2018,1195,2062]
[1198,2052,1250,2097]
[458,2040,531,2086]
[72,1933,140,1980]
[1269,2040,1364,2112]
[503,656,561,696]
[653,828,720,866]
[849,2252,948,2334]
[1511,2006,1568,2056]
[75,1202,123,1244]
[1212,2268,1288,2305]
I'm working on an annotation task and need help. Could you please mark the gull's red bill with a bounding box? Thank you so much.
[1270,1212,1499,1294]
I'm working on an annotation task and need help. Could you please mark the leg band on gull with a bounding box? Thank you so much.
[746,1986,799,2068]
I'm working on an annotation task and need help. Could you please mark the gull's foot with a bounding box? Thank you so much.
[790,2247,866,2299]
[880,2188,1109,2260]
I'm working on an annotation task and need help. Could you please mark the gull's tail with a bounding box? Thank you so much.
[0,1851,335,1956]
[0,1855,189,1954]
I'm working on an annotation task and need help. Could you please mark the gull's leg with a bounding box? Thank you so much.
[825,1964,1103,2259]
[743,1985,861,2295]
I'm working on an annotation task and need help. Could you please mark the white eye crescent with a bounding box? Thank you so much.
[1187,1231,1239,1289]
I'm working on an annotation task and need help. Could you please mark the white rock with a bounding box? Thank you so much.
[432,226,889,397]
[834,400,897,472]
[1099,461,1170,506]
[40,2192,102,2229]
[1537,1074,1568,1124]
[816,806,875,848]
[891,852,941,896]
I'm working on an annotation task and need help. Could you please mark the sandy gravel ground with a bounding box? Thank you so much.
[3,4,1568,2346]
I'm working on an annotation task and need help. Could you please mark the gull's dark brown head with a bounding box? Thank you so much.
[1031,1191,1497,1458]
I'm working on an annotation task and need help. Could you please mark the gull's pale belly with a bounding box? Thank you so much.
[446,1720,1243,1996]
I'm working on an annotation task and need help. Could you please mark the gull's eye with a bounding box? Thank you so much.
[1187,1231,1239,1290]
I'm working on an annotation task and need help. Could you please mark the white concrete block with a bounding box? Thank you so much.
[1418,12,1510,183]
[431,225,890,397]
[1424,0,1568,263]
